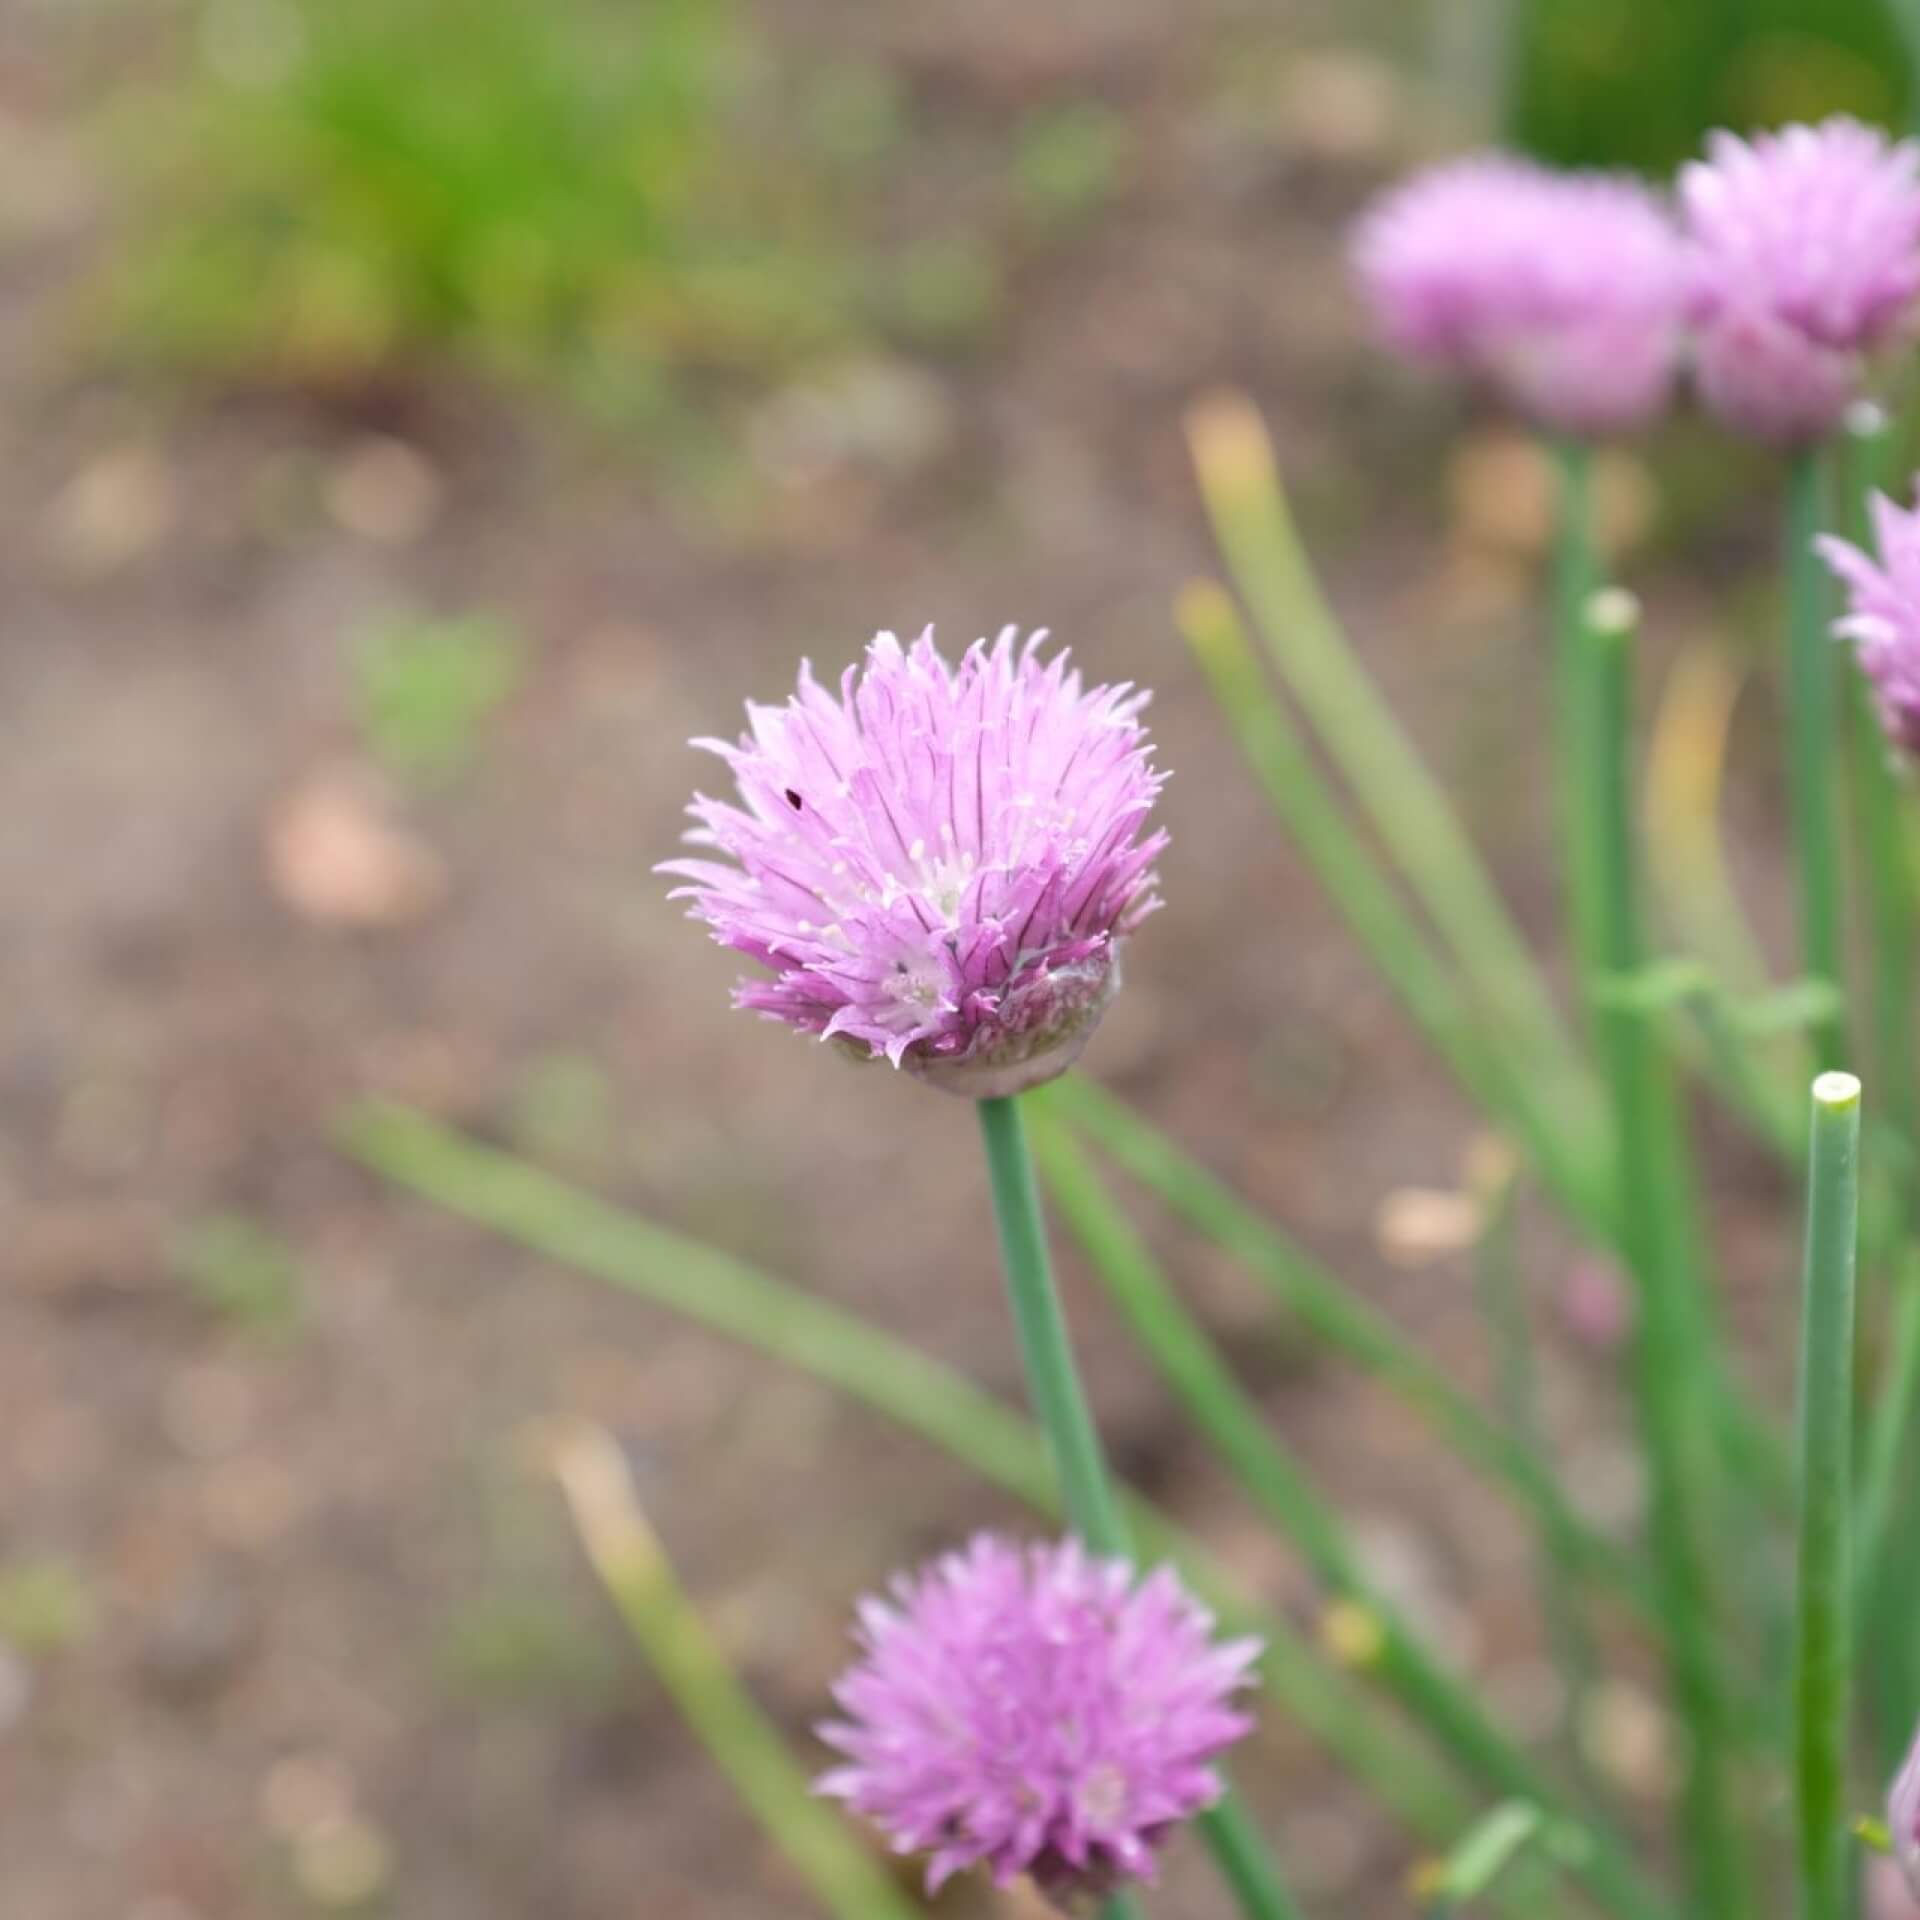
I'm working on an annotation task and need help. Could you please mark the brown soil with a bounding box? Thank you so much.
[0,3,1811,1917]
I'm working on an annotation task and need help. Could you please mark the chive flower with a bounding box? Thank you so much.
[662,627,1166,1098]
[817,1535,1260,1905]
[1350,154,1687,435]
[1817,482,1920,756]
[1891,1721,1920,1900]
[1680,118,1920,443]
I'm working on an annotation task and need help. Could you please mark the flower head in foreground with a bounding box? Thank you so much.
[1350,154,1687,435]
[1890,1720,1920,1900]
[1817,482,1920,756]
[661,627,1166,1099]
[1681,118,1920,442]
[818,1535,1259,1907]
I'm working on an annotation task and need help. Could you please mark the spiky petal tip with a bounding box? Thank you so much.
[818,1535,1260,1907]
[661,627,1167,1098]
[1818,482,1920,758]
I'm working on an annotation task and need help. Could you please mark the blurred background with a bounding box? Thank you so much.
[3,0,1916,1915]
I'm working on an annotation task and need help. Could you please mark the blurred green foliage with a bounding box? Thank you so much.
[0,1558,98,1656]
[509,1053,618,1173]
[104,0,848,398]
[175,1212,304,1334]
[1012,104,1126,229]
[353,610,523,786]
[882,239,1003,355]
[1507,0,1914,170]
[435,1591,616,1705]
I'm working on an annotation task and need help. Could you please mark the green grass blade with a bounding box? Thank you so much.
[1030,1113,1671,1920]
[1042,1078,1657,1622]
[1468,1149,1602,1799]
[1186,391,1599,1145]
[1582,589,1748,1920]
[1422,1801,1555,1917]
[1551,438,1605,1030]
[1857,1247,1920,1771]
[1843,411,1916,1162]
[1177,577,1609,1239]
[550,1421,925,1920]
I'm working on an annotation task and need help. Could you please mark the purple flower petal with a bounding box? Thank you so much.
[662,628,1167,1096]
[1821,481,1920,759]
[817,1535,1260,1904]
[1681,117,1920,442]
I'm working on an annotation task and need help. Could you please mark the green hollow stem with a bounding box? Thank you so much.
[1857,1248,1920,1728]
[1187,394,1601,1151]
[977,1094,1127,1549]
[1844,410,1916,1163]
[1837,410,1920,1759]
[1581,591,1748,1920]
[1859,1250,1920,1583]
[1552,438,1605,1020]
[551,1422,926,1920]
[337,1098,1475,1847]
[1896,0,1920,105]
[1029,1114,1671,1920]
[976,1094,1305,1920]
[1469,1152,1602,1801]
[1179,579,1611,1241]
[1044,1077,1658,1622]
[1786,447,1850,1073]
[1795,1072,1862,1920]
[1861,1257,1920,1772]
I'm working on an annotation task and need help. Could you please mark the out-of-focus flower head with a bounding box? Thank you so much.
[818,1534,1259,1906]
[1890,1719,1920,1902]
[1818,482,1920,757]
[661,628,1166,1098]
[1351,153,1688,436]
[1681,118,1920,443]
[1870,1853,1920,1920]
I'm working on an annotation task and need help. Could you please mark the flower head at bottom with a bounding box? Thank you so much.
[818,1535,1259,1907]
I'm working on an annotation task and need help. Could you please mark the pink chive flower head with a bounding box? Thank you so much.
[818,1535,1259,1906]
[661,627,1166,1099]
[1350,154,1688,435]
[1890,1720,1920,1901]
[1681,118,1920,442]
[1817,482,1920,756]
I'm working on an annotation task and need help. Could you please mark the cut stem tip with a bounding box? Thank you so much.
[1844,399,1891,444]
[1812,1071,1862,1110]
[1583,587,1642,637]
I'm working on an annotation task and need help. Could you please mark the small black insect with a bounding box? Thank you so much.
[784,788,804,811]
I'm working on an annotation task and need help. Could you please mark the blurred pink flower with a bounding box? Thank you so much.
[1818,482,1920,756]
[662,627,1166,1097]
[1681,118,1920,442]
[1560,1256,1635,1354]
[819,1535,1259,1904]
[1868,1854,1920,1920]
[1892,1720,1920,1903]
[1351,154,1687,436]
